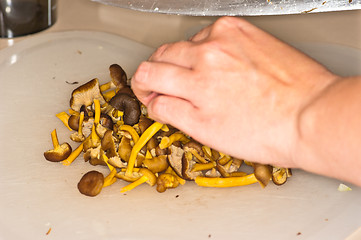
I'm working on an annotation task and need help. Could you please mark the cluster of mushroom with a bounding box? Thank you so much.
[44,64,292,197]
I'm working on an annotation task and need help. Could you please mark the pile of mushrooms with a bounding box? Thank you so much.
[44,64,292,197]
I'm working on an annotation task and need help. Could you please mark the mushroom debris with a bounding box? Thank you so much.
[44,64,292,197]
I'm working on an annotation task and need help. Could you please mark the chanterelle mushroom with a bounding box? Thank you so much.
[100,64,128,92]
[156,173,180,193]
[70,78,106,112]
[121,168,157,193]
[44,129,72,162]
[167,144,184,178]
[77,170,104,197]
[108,90,141,125]
[109,64,128,89]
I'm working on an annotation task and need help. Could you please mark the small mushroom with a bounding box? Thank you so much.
[68,114,80,131]
[184,141,208,164]
[108,90,141,125]
[182,151,203,180]
[167,144,184,178]
[70,78,106,112]
[253,163,272,188]
[77,170,104,197]
[116,168,142,182]
[216,159,243,178]
[138,116,153,133]
[107,156,127,168]
[83,146,102,163]
[101,130,118,158]
[118,136,132,162]
[109,64,128,89]
[120,168,157,193]
[159,132,190,149]
[142,155,169,173]
[272,167,292,185]
[62,138,87,166]
[156,173,180,193]
[99,114,113,130]
[70,111,85,142]
[100,64,128,92]
[83,124,101,152]
[44,129,72,162]
[119,124,140,143]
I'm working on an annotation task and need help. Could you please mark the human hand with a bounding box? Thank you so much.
[131,17,337,168]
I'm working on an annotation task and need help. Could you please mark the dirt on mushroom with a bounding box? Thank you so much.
[44,63,293,196]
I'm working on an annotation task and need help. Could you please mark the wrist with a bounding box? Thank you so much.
[295,75,361,185]
[292,74,341,171]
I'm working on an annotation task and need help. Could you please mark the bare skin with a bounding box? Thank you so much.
[131,16,361,187]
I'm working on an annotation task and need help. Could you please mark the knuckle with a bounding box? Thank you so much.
[151,43,170,60]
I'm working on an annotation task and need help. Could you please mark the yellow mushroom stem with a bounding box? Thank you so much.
[223,159,234,170]
[103,90,117,102]
[191,161,216,172]
[218,155,232,165]
[91,124,98,140]
[159,132,190,149]
[51,129,59,148]
[62,141,85,166]
[121,168,156,193]
[78,111,84,135]
[229,172,248,177]
[195,173,259,188]
[116,168,142,182]
[120,125,140,143]
[100,81,113,92]
[55,112,72,131]
[145,150,152,159]
[161,124,169,132]
[102,154,115,172]
[121,175,148,193]
[103,168,117,187]
[93,99,101,124]
[189,149,208,164]
[68,108,79,116]
[125,122,163,177]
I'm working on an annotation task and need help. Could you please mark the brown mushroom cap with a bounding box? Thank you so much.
[109,64,127,89]
[108,90,141,125]
[253,163,272,188]
[44,143,72,162]
[68,114,80,131]
[101,130,118,158]
[142,155,169,173]
[139,168,157,186]
[118,136,132,162]
[138,116,154,133]
[99,114,114,130]
[77,170,104,197]
[183,141,204,157]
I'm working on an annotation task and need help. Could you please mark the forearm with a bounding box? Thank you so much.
[297,76,361,186]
